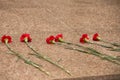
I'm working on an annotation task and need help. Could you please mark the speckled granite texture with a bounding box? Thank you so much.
[0,0,120,80]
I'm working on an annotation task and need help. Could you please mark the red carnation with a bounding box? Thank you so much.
[46,35,55,44]
[80,34,89,43]
[55,34,63,42]
[20,33,32,42]
[93,33,101,41]
[1,35,12,43]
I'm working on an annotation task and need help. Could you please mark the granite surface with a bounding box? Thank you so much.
[0,0,120,80]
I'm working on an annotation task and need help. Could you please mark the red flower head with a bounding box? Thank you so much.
[93,33,101,41]
[1,35,12,43]
[20,33,32,42]
[80,34,89,43]
[46,35,55,44]
[55,34,63,42]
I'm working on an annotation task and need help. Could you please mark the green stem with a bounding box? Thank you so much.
[5,43,50,76]
[86,47,120,61]
[25,41,71,76]
[88,42,114,49]
[66,46,120,65]
[110,48,120,52]
[60,41,120,62]
[61,41,83,47]
[101,40,120,47]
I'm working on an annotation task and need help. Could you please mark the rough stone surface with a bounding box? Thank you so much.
[0,0,120,80]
